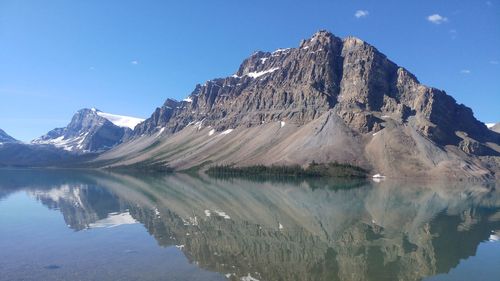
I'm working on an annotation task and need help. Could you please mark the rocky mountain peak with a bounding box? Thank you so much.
[133,30,496,146]
[105,30,499,179]
[33,108,143,153]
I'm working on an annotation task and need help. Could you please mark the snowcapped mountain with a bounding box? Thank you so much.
[0,129,19,144]
[32,108,144,153]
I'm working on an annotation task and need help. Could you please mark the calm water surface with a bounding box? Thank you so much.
[0,169,499,281]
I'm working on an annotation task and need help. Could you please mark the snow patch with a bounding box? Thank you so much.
[372,173,386,179]
[280,121,285,128]
[183,97,193,103]
[486,123,496,129]
[309,48,323,54]
[157,127,165,136]
[204,210,211,217]
[241,273,261,281]
[489,234,499,242]
[33,132,89,152]
[272,48,291,56]
[214,210,230,219]
[208,129,215,136]
[246,67,280,79]
[219,129,233,135]
[96,111,144,129]
[89,212,138,228]
[194,120,204,130]
[259,57,268,63]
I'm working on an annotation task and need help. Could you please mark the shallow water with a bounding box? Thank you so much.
[0,169,499,281]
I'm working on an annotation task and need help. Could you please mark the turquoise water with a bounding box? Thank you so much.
[0,169,499,281]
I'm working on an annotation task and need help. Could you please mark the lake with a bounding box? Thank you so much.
[0,169,499,281]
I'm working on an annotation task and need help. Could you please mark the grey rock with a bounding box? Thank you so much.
[96,30,500,179]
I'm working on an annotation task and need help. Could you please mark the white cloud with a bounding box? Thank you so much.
[427,14,448,24]
[354,10,369,18]
[490,60,499,65]
[131,60,139,65]
[460,69,471,74]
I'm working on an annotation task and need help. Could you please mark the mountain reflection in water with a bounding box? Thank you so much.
[0,169,499,281]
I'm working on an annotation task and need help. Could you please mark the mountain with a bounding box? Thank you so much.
[95,30,500,179]
[0,129,19,144]
[0,128,83,167]
[0,142,92,167]
[33,108,144,153]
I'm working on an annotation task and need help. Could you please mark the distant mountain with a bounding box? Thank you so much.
[0,129,19,144]
[96,30,500,179]
[0,142,93,167]
[32,108,144,153]
[487,122,500,133]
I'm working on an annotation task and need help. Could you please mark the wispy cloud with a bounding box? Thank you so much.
[131,60,139,65]
[354,10,369,18]
[490,60,499,65]
[427,14,448,24]
[486,1,493,6]
[460,69,471,74]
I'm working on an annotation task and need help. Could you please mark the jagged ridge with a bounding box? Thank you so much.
[98,30,500,179]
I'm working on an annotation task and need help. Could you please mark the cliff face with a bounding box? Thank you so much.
[98,30,500,179]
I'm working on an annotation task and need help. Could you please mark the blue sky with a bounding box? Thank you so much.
[0,0,499,142]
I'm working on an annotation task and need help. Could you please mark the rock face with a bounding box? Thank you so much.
[0,129,19,144]
[97,30,500,179]
[33,108,144,153]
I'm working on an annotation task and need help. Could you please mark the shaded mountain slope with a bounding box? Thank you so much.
[0,129,19,144]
